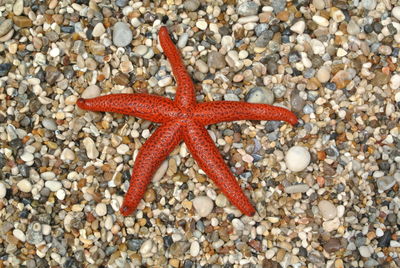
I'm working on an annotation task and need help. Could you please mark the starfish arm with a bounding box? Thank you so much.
[194,101,299,126]
[77,93,179,123]
[159,26,196,108]
[183,121,256,216]
[120,121,182,216]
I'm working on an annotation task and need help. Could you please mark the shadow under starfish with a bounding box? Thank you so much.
[77,26,298,217]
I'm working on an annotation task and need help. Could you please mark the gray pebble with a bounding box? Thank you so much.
[376,176,396,191]
[183,0,200,11]
[26,222,43,245]
[207,51,226,69]
[0,19,13,37]
[255,30,273,47]
[237,1,259,16]
[169,241,190,257]
[113,22,132,47]
[245,87,274,104]
[42,118,57,131]
[271,84,286,98]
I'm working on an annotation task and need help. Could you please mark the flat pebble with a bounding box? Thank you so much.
[190,241,200,257]
[82,85,101,99]
[285,146,310,172]
[285,184,309,194]
[359,246,371,258]
[318,200,337,220]
[139,239,153,255]
[183,0,200,11]
[393,6,400,21]
[376,176,396,192]
[13,229,26,242]
[83,137,99,160]
[113,22,132,47]
[17,179,32,193]
[245,87,274,104]
[42,118,57,131]
[0,19,13,38]
[192,196,214,217]
[92,23,106,37]
[45,181,62,192]
[95,203,107,217]
[207,51,226,69]
[21,152,34,162]
[290,21,305,34]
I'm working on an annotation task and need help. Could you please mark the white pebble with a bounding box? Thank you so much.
[17,179,32,193]
[290,21,305,34]
[92,23,106,37]
[82,85,101,99]
[83,137,99,159]
[56,189,66,200]
[316,67,330,83]
[45,180,62,192]
[312,15,329,27]
[13,229,26,242]
[41,171,56,180]
[318,200,337,220]
[190,241,200,257]
[0,182,6,198]
[95,203,107,216]
[158,76,173,87]
[390,74,400,89]
[322,217,340,232]
[192,196,214,217]
[376,228,384,237]
[153,160,168,182]
[196,20,208,30]
[232,218,245,230]
[21,152,34,162]
[392,6,400,21]
[116,144,130,154]
[139,239,153,255]
[285,146,310,172]
[49,47,60,57]
[359,246,371,258]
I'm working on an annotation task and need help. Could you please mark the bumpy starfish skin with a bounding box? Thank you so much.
[77,26,298,216]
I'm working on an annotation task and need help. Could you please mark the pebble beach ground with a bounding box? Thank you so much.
[0,0,399,267]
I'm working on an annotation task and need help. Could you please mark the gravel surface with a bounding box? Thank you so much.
[0,0,399,267]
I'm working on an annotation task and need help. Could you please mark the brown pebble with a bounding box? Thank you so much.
[13,16,33,28]
[143,188,156,203]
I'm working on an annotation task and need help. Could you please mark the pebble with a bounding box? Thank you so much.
[13,0,24,16]
[13,229,26,242]
[312,15,329,27]
[45,181,62,192]
[42,118,57,131]
[17,179,32,193]
[237,1,259,16]
[192,196,214,217]
[183,0,200,11]
[0,182,6,199]
[316,67,330,83]
[290,21,305,34]
[21,152,34,162]
[196,20,208,31]
[13,16,33,28]
[318,200,337,220]
[359,246,371,258]
[95,203,107,217]
[0,19,13,37]
[207,51,226,69]
[113,22,132,47]
[362,0,377,10]
[139,239,153,255]
[285,146,310,172]
[285,184,309,194]
[390,74,400,89]
[190,241,200,257]
[82,85,101,99]
[393,6,400,21]
[83,137,99,160]
[376,176,396,192]
[245,87,274,104]
[92,23,106,37]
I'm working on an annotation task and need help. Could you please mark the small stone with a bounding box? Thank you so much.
[207,51,226,69]
[13,0,24,16]
[113,22,132,47]
[61,148,75,161]
[170,241,190,257]
[312,15,329,27]
[371,71,390,87]
[134,45,149,56]
[83,137,99,160]
[49,47,60,57]
[45,66,61,85]
[313,0,325,9]
[232,218,245,230]
[290,21,305,34]
[359,246,371,258]
[45,180,62,192]
[285,146,310,172]
[310,39,325,55]
[285,184,309,194]
[42,118,57,131]
[237,1,259,16]
[158,76,173,87]
[95,203,107,216]
[361,0,376,10]
[153,160,168,182]
[390,74,400,89]
[143,189,156,203]
[13,16,33,28]
[347,20,360,35]
[139,239,153,255]
[0,182,6,199]
[393,6,400,21]
[192,196,214,217]
[92,23,106,37]
[331,70,353,89]
[215,194,228,208]
[0,19,13,37]
[17,179,32,193]
[376,176,396,191]
[41,171,56,180]
[183,0,200,11]
[196,20,208,31]
[0,63,12,77]
[245,87,274,104]
[316,67,330,83]
[82,85,101,99]
[331,8,345,22]
[21,152,34,162]
[322,217,340,232]
[323,238,342,253]
[13,229,26,242]
[318,200,337,220]
[190,241,200,257]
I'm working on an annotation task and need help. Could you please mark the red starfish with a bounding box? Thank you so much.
[77,26,298,217]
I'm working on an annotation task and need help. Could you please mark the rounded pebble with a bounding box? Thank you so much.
[17,179,32,193]
[192,196,214,217]
[113,22,133,47]
[285,146,311,172]
[318,200,337,220]
[95,203,107,217]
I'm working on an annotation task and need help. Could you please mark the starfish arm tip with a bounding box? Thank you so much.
[76,98,87,109]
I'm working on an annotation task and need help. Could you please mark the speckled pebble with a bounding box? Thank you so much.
[318,200,337,220]
[113,22,132,47]
[95,203,107,217]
